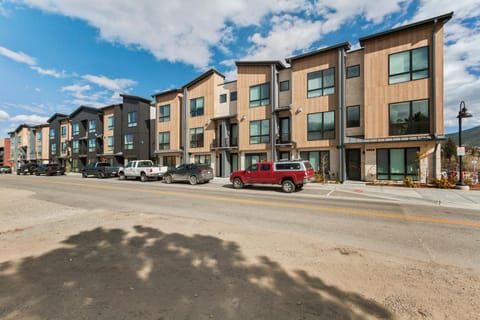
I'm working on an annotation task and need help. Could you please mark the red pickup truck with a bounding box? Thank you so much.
[230,160,315,193]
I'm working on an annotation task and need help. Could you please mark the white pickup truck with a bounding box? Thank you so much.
[118,160,168,182]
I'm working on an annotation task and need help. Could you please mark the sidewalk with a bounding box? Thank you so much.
[212,177,480,210]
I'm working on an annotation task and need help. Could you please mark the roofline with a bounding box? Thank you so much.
[120,94,151,104]
[101,103,122,110]
[359,12,454,45]
[151,88,182,98]
[235,60,286,70]
[69,105,102,119]
[286,42,351,63]
[183,68,225,89]
[46,113,69,124]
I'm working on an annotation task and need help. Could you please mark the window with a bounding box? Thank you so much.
[389,99,429,135]
[72,140,79,153]
[127,112,138,127]
[61,126,67,137]
[88,138,96,152]
[190,127,204,148]
[159,132,170,150]
[346,65,360,79]
[190,97,204,117]
[124,134,134,150]
[108,116,115,130]
[279,117,290,143]
[37,145,42,154]
[61,142,67,154]
[249,120,270,144]
[107,136,114,151]
[159,104,170,122]
[377,148,419,180]
[389,47,429,84]
[250,83,270,107]
[346,106,360,128]
[220,94,227,103]
[51,143,56,155]
[280,80,290,91]
[37,132,42,141]
[300,151,330,174]
[279,151,290,161]
[260,163,271,171]
[88,119,96,133]
[163,156,176,169]
[245,153,267,168]
[73,123,79,136]
[194,154,211,164]
[49,128,55,140]
[275,162,300,170]
[230,91,237,102]
[307,68,335,98]
[307,111,335,140]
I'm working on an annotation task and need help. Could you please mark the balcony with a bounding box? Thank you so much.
[276,133,292,146]
[211,138,238,150]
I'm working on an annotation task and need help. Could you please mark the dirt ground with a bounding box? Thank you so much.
[0,188,479,319]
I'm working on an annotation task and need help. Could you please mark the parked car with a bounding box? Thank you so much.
[230,160,315,193]
[163,163,214,185]
[17,163,38,175]
[118,160,168,182]
[81,162,119,178]
[35,164,65,176]
[0,166,12,174]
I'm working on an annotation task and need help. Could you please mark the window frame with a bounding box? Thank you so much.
[279,80,290,91]
[189,127,204,148]
[124,134,134,150]
[88,138,96,153]
[72,123,79,136]
[219,94,227,103]
[249,82,270,107]
[376,147,419,181]
[88,119,96,133]
[107,116,115,130]
[346,105,360,128]
[107,136,114,151]
[72,140,79,153]
[190,97,204,117]
[51,143,57,155]
[307,111,335,141]
[49,128,55,140]
[346,65,360,79]
[61,125,67,137]
[249,119,270,144]
[389,46,429,85]
[307,67,335,98]
[127,111,138,127]
[389,99,429,136]
[158,131,170,150]
[194,154,211,164]
[159,104,171,122]
[230,91,237,102]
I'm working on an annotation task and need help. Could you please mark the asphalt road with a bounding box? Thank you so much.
[2,174,479,271]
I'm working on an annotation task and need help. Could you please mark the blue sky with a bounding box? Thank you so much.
[0,0,479,136]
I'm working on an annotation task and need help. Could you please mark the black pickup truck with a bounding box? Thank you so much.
[81,162,119,178]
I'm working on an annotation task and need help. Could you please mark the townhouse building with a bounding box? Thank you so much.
[0,138,12,168]
[152,12,451,182]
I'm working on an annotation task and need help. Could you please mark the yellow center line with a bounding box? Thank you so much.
[13,178,480,228]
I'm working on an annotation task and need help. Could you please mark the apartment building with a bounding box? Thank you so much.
[0,138,12,168]
[151,12,451,182]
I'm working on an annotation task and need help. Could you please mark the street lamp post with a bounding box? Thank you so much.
[456,101,472,189]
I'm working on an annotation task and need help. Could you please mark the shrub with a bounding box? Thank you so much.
[430,177,455,189]
[403,177,417,188]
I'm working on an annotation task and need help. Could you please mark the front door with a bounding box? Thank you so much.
[346,149,361,180]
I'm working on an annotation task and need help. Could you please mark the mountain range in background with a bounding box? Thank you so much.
[445,126,480,147]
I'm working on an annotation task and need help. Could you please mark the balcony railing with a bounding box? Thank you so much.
[211,137,238,149]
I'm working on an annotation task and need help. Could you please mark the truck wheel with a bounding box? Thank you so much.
[82,172,88,178]
[232,178,244,189]
[98,171,105,179]
[119,172,126,180]
[189,175,198,185]
[140,172,148,182]
[282,180,295,193]
[164,175,173,184]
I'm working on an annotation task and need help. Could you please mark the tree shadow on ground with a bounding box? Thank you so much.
[0,226,393,319]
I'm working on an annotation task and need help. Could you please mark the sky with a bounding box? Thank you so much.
[0,0,479,137]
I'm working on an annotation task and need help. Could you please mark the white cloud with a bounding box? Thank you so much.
[0,110,9,121]
[30,66,65,78]
[82,74,136,92]
[0,46,36,65]
[34,87,40,92]
[0,109,47,124]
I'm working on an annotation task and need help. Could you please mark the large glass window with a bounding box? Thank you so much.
[249,120,270,144]
[190,97,204,117]
[346,106,360,128]
[245,153,267,168]
[124,134,134,150]
[73,123,79,136]
[61,126,67,137]
[300,151,330,174]
[61,142,67,154]
[249,83,270,107]
[230,91,237,102]
[108,116,115,130]
[51,143,56,155]
[389,47,429,84]
[307,67,335,98]
[194,154,211,164]
[190,127,204,148]
[107,136,114,151]
[159,104,170,122]
[377,148,419,180]
[88,138,96,152]
[49,128,55,140]
[88,119,96,133]
[159,132,170,150]
[127,112,137,127]
[389,99,429,135]
[307,111,335,140]
[72,140,79,153]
